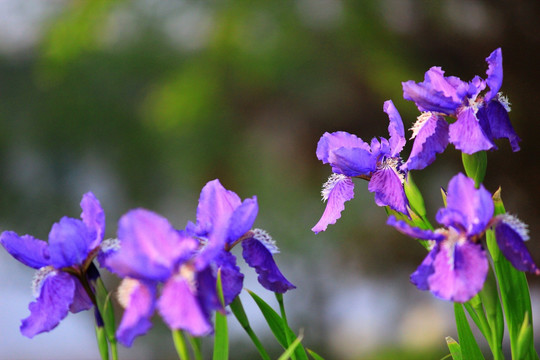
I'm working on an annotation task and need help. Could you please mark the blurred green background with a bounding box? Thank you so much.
[0,0,539,359]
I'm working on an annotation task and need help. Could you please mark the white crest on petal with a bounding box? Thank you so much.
[499,213,529,241]
[117,277,140,309]
[31,266,56,298]
[378,156,405,184]
[100,238,120,253]
[321,173,349,202]
[410,112,432,140]
[497,92,512,112]
[251,228,279,254]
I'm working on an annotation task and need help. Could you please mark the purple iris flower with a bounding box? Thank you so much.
[0,192,105,338]
[189,179,295,298]
[402,48,520,159]
[312,100,409,233]
[387,173,539,302]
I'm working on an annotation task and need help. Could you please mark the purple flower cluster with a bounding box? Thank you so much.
[103,179,295,346]
[387,173,538,302]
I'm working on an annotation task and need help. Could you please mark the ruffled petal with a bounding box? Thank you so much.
[477,100,521,152]
[116,279,157,347]
[227,196,258,243]
[242,238,296,293]
[368,167,408,214]
[410,245,438,290]
[316,131,371,164]
[449,107,494,154]
[158,276,213,336]
[312,174,355,233]
[21,271,75,338]
[215,251,244,305]
[80,192,105,250]
[484,48,503,102]
[437,173,493,236]
[0,231,50,269]
[387,216,445,241]
[383,100,405,156]
[403,114,449,171]
[48,217,94,268]
[428,241,488,302]
[495,215,539,274]
[107,209,197,281]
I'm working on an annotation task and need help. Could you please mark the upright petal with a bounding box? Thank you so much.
[403,113,449,171]
[438,173,494,236]
[116,279,157,347]
[0,231,50,269]
[316,131,371,164]
[80,192,106,250]
[449,108,494,154]
[242,238,296,293]
[383,100,406,156]
[484,48,503,102]
[312,174,355,233]
[495,215,539,274]
[368,167,408,214]
[158,276,213,337]
[428,241,488,302]
[48,217,94,268]
[477,100,521,152]
[227,197,258,243]
[21,271,75,338]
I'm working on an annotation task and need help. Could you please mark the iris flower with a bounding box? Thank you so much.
[387,173,538,302]
[0,192,105,338]
[402,48,520,159]
[312,100,409,233]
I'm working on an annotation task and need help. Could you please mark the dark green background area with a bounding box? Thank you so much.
[0,0,538,359]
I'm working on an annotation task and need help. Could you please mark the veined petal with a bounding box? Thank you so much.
[312,174,355,233]
[21,271,75,338]
[158,276,213,337]
[428,241,488,302]
[368,167,408,214]
[227,196,258,243]
[242,238,296,293]
[116,279,157,347]
[215,251,244,305]
[477,100,521,152]
[383,100,405,156]
[329,146,377,176]
[410,245,438,290]
[403,113,449,171]
[495,215,539,274]
[48,217,94,268]
[80,192,105,250]
[484,48,503,102]
[387,216,445,241]
[449,107,494,154]
[0,231,50,269]
[438,173,493,236]
[316,131,371,164]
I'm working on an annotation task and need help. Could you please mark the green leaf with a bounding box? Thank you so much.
[95,277,116,344]
[446,336,463,360]
[306,348,326,360]
[213,270,228,360]
[277,330,304,360]
[461,151,487,187]
[95,323,109,360]
[172,330,190,360]
[517,314,534,360]
[454,303,485,360]
[404,172,427,218]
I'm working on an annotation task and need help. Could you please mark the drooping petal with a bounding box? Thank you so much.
[158,276,213,337]
[115,279,157,347]
[484,48,503,102]
[410,245,438,290]
[0,231,50,269]
[107,209,197,281]
[368,167,408,214]
[387,216,445,241]
[21,271,75,338]
[449,107,494,154]
[215,251,244,305]
[383,100,406,156]
[227,196,258,243]
[242,238,296,293]
[312,174,355,233]
[495,215,539,274]
[437,173,494,236]
[477,100,521,152]
[80,192,105,250]
[403,113,449,171]
[48,217,94,268]
[428,241,488,302]
[316,131,371,164]
[69,280,94,313]
[329,147,377,176]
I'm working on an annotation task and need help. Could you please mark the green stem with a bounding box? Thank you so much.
[172,329,190,360]
[110,341,118,360]
[275,293,295,360]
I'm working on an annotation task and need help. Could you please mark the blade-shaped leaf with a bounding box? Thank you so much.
[213,270,228,360]
[454,303,485,360]
[446,336,463,360]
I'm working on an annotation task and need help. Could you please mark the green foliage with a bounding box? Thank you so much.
[445,336,462,360]
[454,303,485,360]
